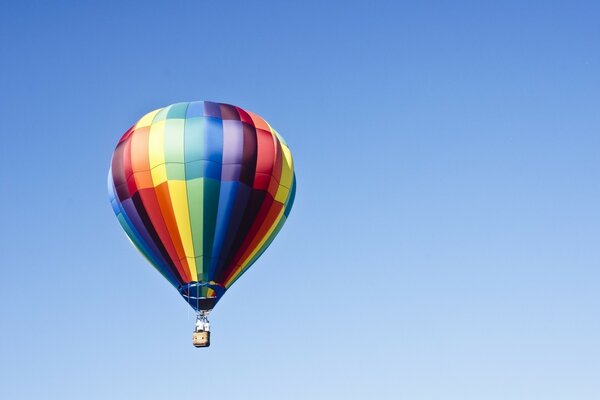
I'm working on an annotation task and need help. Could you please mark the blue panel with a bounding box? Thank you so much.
[204,117,224,163]
[204,160,222,180]
[110,198,120,214]
[208,181,239,278]
[186,101,205,118]
[185,160,222,180]
[184,117,203,162]
[209,183,252,279]
[184,116,224,164]
[284,174,297,218]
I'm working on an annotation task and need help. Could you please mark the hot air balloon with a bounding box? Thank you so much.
[108,101,296,347]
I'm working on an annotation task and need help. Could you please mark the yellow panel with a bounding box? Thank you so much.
[168,181,198,279]
[179,257,199,282]
[148,120,166,169]
[225,207,286,288]
[135,108,162,129]
[275,146,294,203]
[150,164,168,185]
[274,185,290,203]
[279,145,294,188]
[274,145,293,202]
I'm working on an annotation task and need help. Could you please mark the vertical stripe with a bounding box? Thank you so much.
[186,177,205,278]
[166,179,197,279]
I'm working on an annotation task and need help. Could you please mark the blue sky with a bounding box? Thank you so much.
[1,1,599,399]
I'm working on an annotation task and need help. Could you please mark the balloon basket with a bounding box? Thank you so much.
[193,330,210,348]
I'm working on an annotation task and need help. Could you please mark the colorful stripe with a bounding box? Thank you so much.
[108,101,296,311]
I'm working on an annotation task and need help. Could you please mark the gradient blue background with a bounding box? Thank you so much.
[1,1,599,399]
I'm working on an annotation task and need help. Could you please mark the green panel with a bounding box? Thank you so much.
[202,178,221,263]
[193,256,212,282]
[186,177,205,267]
[186,177,222,280]
[167,102,189,119]
[163,119,185,162]
[166,163,185,180]
[184,117,204,162]
[154,107,170,122]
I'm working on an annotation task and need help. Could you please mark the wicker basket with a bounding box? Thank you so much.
[193,331,210,348]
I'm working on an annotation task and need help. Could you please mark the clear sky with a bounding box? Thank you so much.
[1,1,599,399]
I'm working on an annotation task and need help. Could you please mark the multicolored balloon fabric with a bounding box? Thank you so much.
[108,101,296,312]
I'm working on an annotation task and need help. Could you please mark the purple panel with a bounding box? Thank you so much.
[222,120,244,164]
[241,123,257,166]
[221,164,242,181]
[111,141,127,188]
[115,182,131,201]
[239,122,257,186]
[203,101,222,118]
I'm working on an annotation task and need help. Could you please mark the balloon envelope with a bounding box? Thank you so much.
[108,101,296,311]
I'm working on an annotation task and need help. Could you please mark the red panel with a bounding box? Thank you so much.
[269,135,283,197]
[130,126,150,173]
[247,111,270,131]
[253,173,271,191]
[118,125,135,144]
[254,128,275,189]
[235,107,254,125]
[267,176,279,197]
[127,174,139,197]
